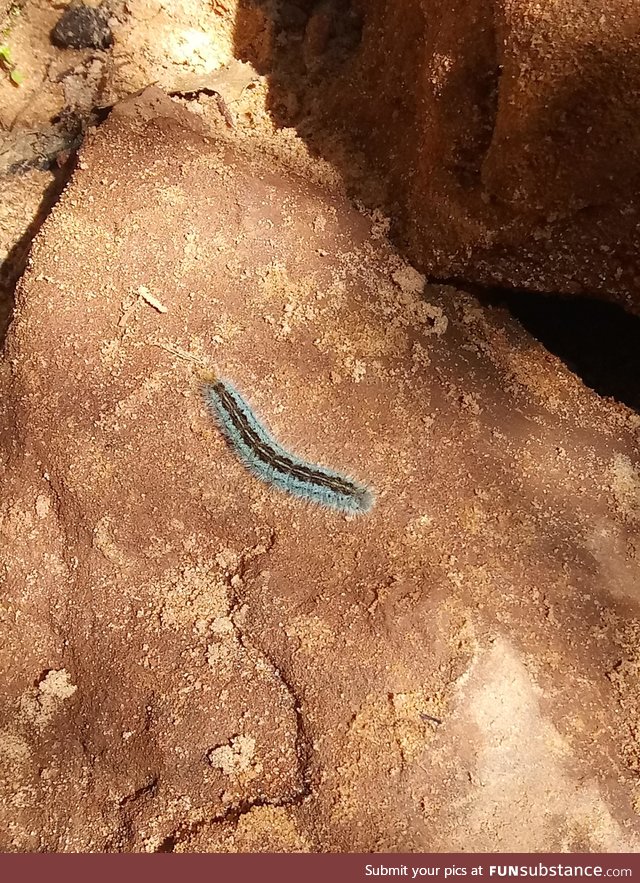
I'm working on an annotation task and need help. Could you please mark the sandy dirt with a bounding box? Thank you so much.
[0,87,639,852]
[0,0,639,855]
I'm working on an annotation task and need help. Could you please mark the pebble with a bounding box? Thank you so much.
[51,2,114,51]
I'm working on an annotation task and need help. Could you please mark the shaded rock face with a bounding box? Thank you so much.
[289,0,640,309]
[1,89,640,852]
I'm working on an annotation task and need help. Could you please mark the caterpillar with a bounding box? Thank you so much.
[202,372,374,515]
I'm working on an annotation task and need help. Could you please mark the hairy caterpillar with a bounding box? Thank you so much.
[202,373,374,515]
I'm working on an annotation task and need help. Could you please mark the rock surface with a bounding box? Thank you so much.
[1,88,640,852]
[3,0,639,343]
[305,0,640,310]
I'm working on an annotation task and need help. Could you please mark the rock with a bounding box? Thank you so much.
[324,0,640,312]
[1,87,640,851]
[51,2,113,51]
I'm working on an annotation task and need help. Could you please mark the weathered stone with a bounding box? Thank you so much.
[325,0,640,311]
[1,88,640,851]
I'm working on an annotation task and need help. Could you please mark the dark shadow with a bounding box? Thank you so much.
[479,287,640,413]
[232,0,363,141]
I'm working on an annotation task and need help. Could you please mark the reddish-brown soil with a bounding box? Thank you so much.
[1,89,639,852]
[1,1,640,855]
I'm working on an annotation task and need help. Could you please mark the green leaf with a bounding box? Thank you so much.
[10,68,23,85]
[0,45,11,62]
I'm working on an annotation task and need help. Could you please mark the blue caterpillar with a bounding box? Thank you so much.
[202,373,374,515]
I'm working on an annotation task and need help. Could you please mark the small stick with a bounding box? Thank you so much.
[150,342,206,366]
[138,285,168,313]
[214,92,235,128]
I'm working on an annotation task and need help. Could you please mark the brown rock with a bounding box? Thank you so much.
[1,87,640,851]
[50,2,113,51]
[325,0,640,310]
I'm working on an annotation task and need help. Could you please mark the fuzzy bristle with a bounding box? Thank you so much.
[203,378,374,515]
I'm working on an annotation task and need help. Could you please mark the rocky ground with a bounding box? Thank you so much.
[0,0,639,854]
